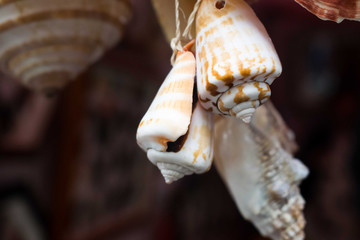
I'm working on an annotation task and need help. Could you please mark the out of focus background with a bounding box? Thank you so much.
[1,0,360,240]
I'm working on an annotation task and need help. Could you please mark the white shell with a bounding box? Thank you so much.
[137,50,214,183]
[214,103,308,240]
[196,0,282,122]
[148,102,214,183]
[0,0,131,93]
[137,51,196,152]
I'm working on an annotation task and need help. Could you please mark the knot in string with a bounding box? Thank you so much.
[170,0,202,65]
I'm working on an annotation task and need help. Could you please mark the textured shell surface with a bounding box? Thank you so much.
[196,0,282,121]
[295,0,360,23]
[214,103,308,240]
[137,49,214,183]
[0,0,131,93]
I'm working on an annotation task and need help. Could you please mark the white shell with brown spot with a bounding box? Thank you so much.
[196,0,282,122]
[0,0,131,94]
[136,50,214,183]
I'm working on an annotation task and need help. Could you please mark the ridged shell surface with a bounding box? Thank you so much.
[0,0,131,93]
[196,0,281,121]
[295,0,360,23]
[214,103,308,240]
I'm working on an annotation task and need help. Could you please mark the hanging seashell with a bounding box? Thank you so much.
[294,0,360,23]
[0,0,131,94]
[137,44,214,183]
[214,102,308,240]
[196,0,282,123]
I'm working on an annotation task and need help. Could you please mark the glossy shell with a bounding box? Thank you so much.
[295,0,360,23]
[137,51,196,152]
[148,102,214,183]
[137,49,214,183]
[214,103,308,240]
[0,0,131,93]
[196,0,282,122]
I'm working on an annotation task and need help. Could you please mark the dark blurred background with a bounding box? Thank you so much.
[1,0,360,239]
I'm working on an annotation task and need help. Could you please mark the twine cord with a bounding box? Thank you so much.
[170,0,202,65]
[170,0,183,65]
[182,0,202,40]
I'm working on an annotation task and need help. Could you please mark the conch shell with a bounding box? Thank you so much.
[137,44,214,183]
[196,0,282,122]
[295,0,360,23]
[214,102,308,240]
[0,0,131,94]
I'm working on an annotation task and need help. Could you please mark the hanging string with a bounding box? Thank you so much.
[182,0,202,40]
[170,0,183,65]
[170,0,202,65]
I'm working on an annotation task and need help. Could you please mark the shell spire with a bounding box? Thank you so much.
[196,0,282,122]
[214,103,308,240]
[137,41,214,183]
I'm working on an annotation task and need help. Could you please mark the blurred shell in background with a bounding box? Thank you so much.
[214,102,309,240]
[0,0,131,94]
[294,0,360,23]
[195,0,282,122]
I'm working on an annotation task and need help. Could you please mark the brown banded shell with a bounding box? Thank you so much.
[137,46,214,183]
[196,0,282,122]
[295,0,360,22]
[0,0,131,94]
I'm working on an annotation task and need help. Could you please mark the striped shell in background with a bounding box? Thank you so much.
[215,102,309,240]
[0,0,131,94]
[294,0,360,23]
[196,0,282,123]
[137,47,214,183]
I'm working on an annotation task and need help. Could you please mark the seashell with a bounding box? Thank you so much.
[214,103,308,240]
[137,44,214,183]
[0,0,131,94]
[294,0,360,23]
[195,0,282,122]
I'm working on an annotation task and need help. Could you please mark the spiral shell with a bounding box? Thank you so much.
[137,48,214,183]
[0,0,131,94]
[196,0,282,122]
[214,103,308,240]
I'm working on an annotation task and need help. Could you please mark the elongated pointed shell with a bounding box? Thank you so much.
[137,51,196,152]
[196,0,281,122]
[0,0,131,94]
[214,103,308,240]
[295,0,360,23]
[137,50,214,183]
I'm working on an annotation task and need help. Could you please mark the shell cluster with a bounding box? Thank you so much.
[141,1,311,239]
[214,103,309,240]
[0,0,131,94]
[196,0,282,122]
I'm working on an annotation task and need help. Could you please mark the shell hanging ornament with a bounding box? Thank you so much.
[196,0,282,122]
[136,41,214,184]
[0,0,131,95]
